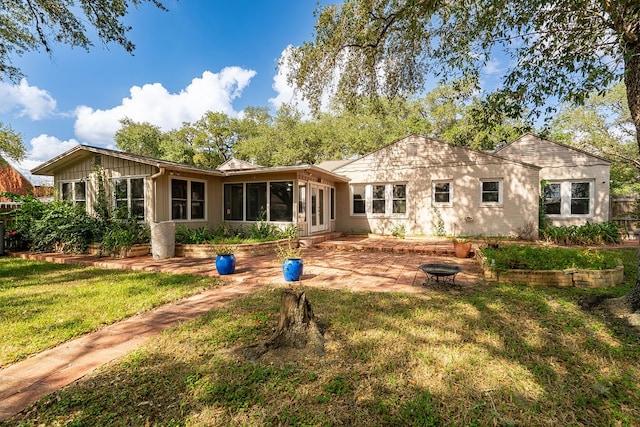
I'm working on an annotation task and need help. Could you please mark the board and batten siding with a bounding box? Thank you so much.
[496,134,610,225]
[333,135,540,237]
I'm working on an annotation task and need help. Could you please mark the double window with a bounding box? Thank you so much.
[544,181,592,216]
[224,181,294,222]
[61,181,86,209]
[171,179,206,221]
[113,177,145,220]
[351,183,407,216]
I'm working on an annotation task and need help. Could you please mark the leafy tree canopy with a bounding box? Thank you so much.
[289,0,640,146]
[0,0,167,82]
[0,122,26,161]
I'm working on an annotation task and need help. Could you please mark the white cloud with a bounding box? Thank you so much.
[74,67,257,145]
[483,59,503,76]
[0,79,57,120]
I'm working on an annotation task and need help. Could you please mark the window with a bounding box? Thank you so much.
[544,181,592,217]
[270,181,293,222]
[298,184,306,221]
[481,180,502,204]
[171,179,206,220]
[246,182,267,221]
[224,183,244,220]
[113,177,145,220]
[433,182,451,205]
[372,184,386,214]
[571,182,590,215]
[393,184,407,214]
[352,184,366,214]
[61,181,86,208]
[330,187,335,220]
[544,183,561,215]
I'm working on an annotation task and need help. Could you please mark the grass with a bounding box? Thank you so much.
[0,257,220,366]
[2,248,639,426]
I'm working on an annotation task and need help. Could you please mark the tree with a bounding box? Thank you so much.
[192,112,236,168]
[0,123,26,161]
[549,82,640,195]
[0,0,167,82]
[114,118,164,158]
[289,0,640,310]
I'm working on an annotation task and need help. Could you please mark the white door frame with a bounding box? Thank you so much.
[309,183,329,234]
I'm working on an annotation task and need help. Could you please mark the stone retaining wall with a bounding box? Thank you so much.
[175,239,296,258]
[479,252,624,288]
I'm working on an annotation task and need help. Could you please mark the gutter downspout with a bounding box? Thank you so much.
[150,167,166,223]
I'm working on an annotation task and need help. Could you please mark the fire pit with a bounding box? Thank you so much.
[418,263,463,286]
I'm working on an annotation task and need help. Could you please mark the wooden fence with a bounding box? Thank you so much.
[610,195,639,239]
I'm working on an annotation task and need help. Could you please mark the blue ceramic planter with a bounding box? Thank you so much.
[282,258,303,281]
[215,254,236,275]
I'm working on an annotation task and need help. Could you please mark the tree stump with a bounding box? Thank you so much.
[239,289,325,360]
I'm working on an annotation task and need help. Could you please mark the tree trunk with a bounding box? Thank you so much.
[624,41,640,312]
[238,289,325,360]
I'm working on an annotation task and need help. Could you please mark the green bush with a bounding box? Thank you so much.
[480,245,620,271]
[540,221,622,245]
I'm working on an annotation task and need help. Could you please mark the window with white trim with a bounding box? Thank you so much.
[61,181,86,209]
[171,178,206,220]
[113,177,145,220]
[481,180,503,205]
[351,183,408,216]
[433,181,451,205]
[352,184,366,215]
[223,181,294,222]
[544,181,593,217]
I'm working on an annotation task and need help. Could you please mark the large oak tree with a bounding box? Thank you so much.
[289,0,640,310]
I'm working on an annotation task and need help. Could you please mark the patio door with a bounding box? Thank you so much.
[310,184,328,234]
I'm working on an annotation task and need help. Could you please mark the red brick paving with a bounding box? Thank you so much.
[1,236,481,420]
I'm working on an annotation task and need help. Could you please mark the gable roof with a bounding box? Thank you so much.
[495,133,611,165]
[31,145,225,177]
[217,157,262,171]
[0,156,33,199]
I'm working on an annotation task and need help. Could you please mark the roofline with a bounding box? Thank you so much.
[496,133,612,164]
[333,134,541,171]
[223,164,350,182]
[31,145,226,176]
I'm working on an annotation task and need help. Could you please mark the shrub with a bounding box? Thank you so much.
[480,245,620,271]
[540,221,622,245]
[101,218,150,256]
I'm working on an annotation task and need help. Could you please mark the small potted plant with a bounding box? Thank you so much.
[452,237,472,258]
[276,239,304,282]
[214,244,236,275]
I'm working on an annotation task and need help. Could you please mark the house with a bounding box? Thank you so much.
[0,155,34,201]
[321,134,541,237]
[494,133,610,226]
[30,134,610,240]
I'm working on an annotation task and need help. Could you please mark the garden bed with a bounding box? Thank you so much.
[478,246,624,288]
[175,238,297,258]
[86,243,151,258]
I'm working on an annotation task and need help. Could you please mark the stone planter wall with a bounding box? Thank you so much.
[175,238,297,258]
[478,252,624,288]
[86,243,150,258]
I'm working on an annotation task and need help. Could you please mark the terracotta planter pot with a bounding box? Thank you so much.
[453,242,472,258]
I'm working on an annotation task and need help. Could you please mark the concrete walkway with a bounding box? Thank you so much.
[0,236,482,420]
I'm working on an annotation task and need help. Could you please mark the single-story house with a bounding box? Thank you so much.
[30,134,610,239]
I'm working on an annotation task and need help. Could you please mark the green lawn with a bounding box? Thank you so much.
[2,249,639,426]
[0,257,219,366]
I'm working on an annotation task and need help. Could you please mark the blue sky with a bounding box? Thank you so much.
[0,1,328,183]
[0,0,508,184]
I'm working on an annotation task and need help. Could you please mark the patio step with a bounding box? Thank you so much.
[299,232,343,248]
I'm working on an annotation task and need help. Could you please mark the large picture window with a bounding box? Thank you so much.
[113,177,145,220]
[225,181,294,222]
[61,181,86,209]
[224,183,244,220]
[270,181,294,222]
[171,179,206,220]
